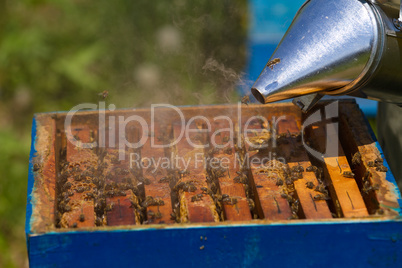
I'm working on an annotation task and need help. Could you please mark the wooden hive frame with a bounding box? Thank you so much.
[26,100,402,267]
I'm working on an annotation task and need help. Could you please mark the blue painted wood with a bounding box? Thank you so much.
[26,117,37,240]
[27,220,402,268]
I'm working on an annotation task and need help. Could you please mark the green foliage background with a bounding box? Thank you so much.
[0,0,248,267]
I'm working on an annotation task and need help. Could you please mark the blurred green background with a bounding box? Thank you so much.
[0,0,247,267]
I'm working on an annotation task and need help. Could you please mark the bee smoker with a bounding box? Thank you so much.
[251,0,402,112]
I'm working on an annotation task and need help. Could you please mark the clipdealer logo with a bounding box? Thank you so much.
[63,100,339,169]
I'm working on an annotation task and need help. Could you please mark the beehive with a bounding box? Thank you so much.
[26,100,402,267]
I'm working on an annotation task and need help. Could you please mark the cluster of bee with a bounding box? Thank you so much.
[305,165,330,200]
[56,154,157,227]
[361,170,380,195]
[367,157,388,172]
[173,181,197,192]
[141,196,165,207]
[279,191,300,219]
[277,163,304,186]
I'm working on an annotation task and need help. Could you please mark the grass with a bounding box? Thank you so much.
[0,1,248,267]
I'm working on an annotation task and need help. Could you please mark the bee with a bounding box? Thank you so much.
[313,194,330,201]
[342,171,355,178]
[159,177,169,183]
[98,90,109,100]
[117,190,126,196]
[281,193,293,203]
[291,165,304,173]
[191,194,203,202]
[141,177,151,185]
[183,183,197,192]
[367,161,375,167]
[247,198,255,211]
[376,208,384,215]
[363,171,371,182]
[179,169,190,176]
[376,165,388,172]
[224,147,233,155]
[105,203,114,211]
[241,95,250,106]
[305,181,314,189]
[201,187,213,195]
[64,204,72,212]
[233,176,241,183]
[314,184,328,195]
[266,58,281,70]
[306,165,317,172]
[72,223,78,228]
[352,152,362,166]
[173,182,185,191]
[148,210,155,218]
[276,178,284,186]
[33,163,41,172]
[374,157,383,165]
[285,178,293,185]
[75,186,85,193]
[85,192,95,199]
[79,214,85,222]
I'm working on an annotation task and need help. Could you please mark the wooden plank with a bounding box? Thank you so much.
[244,119,293,220]
[140,124,175,224]
[307,121,369,218]
[59,124,97,228]
[173,123,220,223]
[102,122,141,226]
[29,114,58,233]
[276,116,333,219]
[339,103,400,216]
[208,119,252,221]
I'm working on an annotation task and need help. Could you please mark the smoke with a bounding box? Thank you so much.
[202,58,254,102]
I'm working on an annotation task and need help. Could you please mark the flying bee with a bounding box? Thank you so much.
[241,95,250,105]
[98,90,109,100]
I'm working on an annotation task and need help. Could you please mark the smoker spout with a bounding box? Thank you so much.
[253,0,402,110]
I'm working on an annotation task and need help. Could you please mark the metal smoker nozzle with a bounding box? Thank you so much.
[251,0,402,112]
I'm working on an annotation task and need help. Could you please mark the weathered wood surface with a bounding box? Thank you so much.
[307,122,369,218]
[28,102,401,233]
[276,116,333,219]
